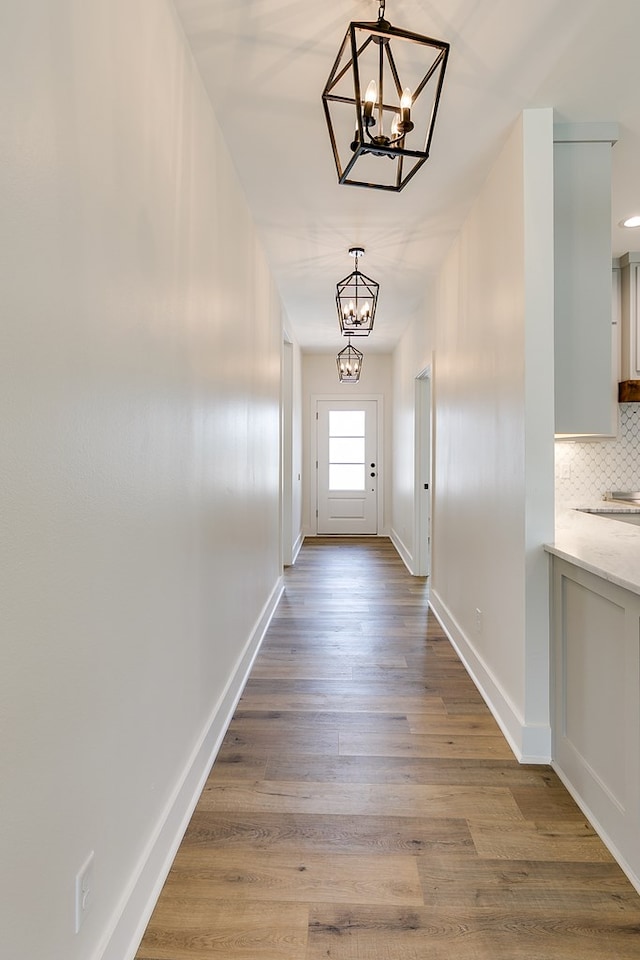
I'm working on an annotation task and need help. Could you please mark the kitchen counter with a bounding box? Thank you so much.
[545,502,640,597]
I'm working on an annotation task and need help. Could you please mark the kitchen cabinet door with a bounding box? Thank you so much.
[619,251,640,383]
[554,125,617,439]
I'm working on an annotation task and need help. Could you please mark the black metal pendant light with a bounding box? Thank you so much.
[336,247,378,336]
[337,337,363,382]
[322,0,449,192]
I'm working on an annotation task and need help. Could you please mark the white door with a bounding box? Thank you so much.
[317,400,378,535]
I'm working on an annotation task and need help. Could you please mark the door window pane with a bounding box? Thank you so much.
[330,437,365,464]
[329,410,365,437]
[330,464,365,490]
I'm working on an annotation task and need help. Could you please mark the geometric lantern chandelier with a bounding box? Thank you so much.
[336,247,378,336]
[336,337,364,383]
[321,0,449,192]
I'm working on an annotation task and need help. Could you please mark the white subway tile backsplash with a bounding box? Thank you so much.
[555,403,640,505]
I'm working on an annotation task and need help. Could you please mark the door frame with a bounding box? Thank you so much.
[281,337,294,566]
[414,367,432,576]
[311,394,384,536]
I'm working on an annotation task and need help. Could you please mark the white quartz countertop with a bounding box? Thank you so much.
[546,503,640,596]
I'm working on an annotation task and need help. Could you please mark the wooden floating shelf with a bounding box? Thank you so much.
[618,380,640,402]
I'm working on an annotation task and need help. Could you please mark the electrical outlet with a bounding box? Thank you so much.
[475,607,483,634]
[560,462,571,479]
[75,851,94,933]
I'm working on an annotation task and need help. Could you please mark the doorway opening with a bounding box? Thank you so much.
[414,367,432,576]
[281,338,294,565]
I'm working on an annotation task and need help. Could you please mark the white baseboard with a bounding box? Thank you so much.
[390,528,415,575]
[302,531,391,539]
[98,576,284,960]
[291,532,304,564]
[552,761,640,896]
[429,589,551,764]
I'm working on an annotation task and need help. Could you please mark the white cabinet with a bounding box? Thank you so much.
[619,252,640,390]
[551,557,640,890]
[554,123,618,438]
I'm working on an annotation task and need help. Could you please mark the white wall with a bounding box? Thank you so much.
[394,110,555,761]
[1,3,283,959]
[302,352,393,536]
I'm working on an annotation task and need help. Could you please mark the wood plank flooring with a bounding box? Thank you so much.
[136,537,640,960]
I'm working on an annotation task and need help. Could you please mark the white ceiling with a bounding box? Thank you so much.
[173,0,640,353]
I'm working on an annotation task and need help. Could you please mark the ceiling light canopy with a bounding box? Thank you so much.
[322,0,449,192]
[337,338,363,383]
[336,247,378,336]
[622,215,640,228]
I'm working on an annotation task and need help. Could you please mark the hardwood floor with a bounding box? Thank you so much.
[136,537,640,959]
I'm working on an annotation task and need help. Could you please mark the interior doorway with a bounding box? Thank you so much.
[414,367,432,576]
[281,338,294,565]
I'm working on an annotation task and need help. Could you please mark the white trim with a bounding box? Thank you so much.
[390,527,415,575]
[553,121,619,145]
[98,576,284,960]
[291,532,304,564]
[429,590,551,764]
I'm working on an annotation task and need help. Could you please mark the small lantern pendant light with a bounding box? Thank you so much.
[337,337,364,383]
[322,0,449,192]
[336,247,378,337]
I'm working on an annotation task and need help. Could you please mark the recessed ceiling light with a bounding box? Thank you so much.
[622,215,640,228]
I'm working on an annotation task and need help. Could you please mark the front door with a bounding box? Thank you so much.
[317,400,378,535]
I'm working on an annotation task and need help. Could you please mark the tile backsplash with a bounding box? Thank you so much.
[555,403,640,505]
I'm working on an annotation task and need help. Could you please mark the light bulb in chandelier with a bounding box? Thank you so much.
[399,87,413,132]
[363,80,377,128]
[343,301,356,322]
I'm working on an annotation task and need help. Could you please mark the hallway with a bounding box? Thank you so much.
[136,538,640,959]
